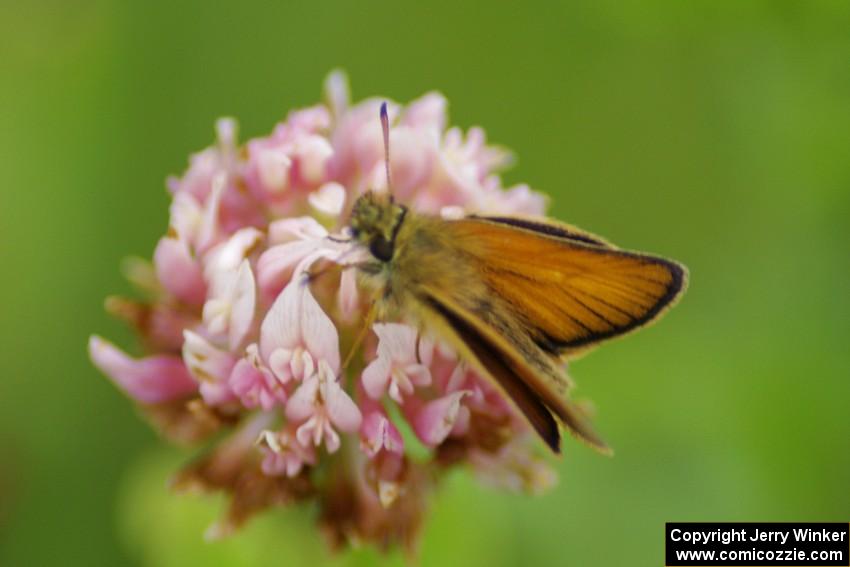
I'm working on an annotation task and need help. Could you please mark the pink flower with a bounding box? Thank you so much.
[89,336,197,404]
[401,92,447,136]
[228,344,287,410]
[181,330,237,407]
[243,106,332,206]
[361,323,433,402]
[327,98,396,184]
[153,236,206,307]
[202,256,257,351]
[409,390,470,447]
[167,118,238,203]
[469,438,558,495]
[360,409,407,508]
[360,410,404,458]
[170,167,228,254]
[473,177,547,216]
[259,278,340,384]
[91,72,556,551]
[336,265,360,322]
[307,182,346,217]
[256,427,316,477]
[256,216,344,299]
[103,295,195,353]
[285,361,362,453]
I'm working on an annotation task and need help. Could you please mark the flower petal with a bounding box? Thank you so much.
[169,191,203,244]
[228,260,256,350]
[308,182,346,217]
[89,335,197,403]
[337,266,359,322]
[299,285,340,374]
[153,236,206,306]
[229,351,286,410]
[256,240,322,297]
[256,147,291,193]
[293,135,333,185]
[402,91,447,134]
[324,381,362,433]
[360,411,404,457]
[267,216,328,245]
[197,172,226,252]
[324,69,350,118]
[374,323,418,364]
[204,227,264,281]
[182,330,236,384]
[215,117,238,151]
[285,375,319,422]
[259,279,302,361]
[404,364,432,388]
[361,355,391,400]
[412,391,470,447]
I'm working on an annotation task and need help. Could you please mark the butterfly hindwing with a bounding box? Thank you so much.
[418,285,611,454]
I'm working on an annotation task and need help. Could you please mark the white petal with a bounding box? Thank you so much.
[169,192,203,243]
[295,135,333,184]
[205,227,263,280]
[323,426,341,453]
[308,182,346,217]
[375,323,418,364]
[405,364,432,387]
[286,376,319,422]
[257,147,291,193]
[201,297,229,336]
[257,239,322,295]
[325,380,362,433]
[259,280,302,361]
[337,267,359,322]
[228,260,256,350]
[361,355,391,400]
[181,330,235,385]
[268,216,328,244]
[324,69,350,118]
[299,285,340,373]
[439,205,465,220]
[268,348,294,383]
[198,173,225,251]
[215,117,238,150]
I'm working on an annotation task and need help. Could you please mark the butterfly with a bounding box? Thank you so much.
[343,103,687,453]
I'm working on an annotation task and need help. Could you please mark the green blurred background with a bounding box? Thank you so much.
[2,1,848,565]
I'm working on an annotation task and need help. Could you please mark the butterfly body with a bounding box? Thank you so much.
[348,188,686,454]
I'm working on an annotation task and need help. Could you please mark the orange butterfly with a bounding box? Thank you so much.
[346,104,687,453]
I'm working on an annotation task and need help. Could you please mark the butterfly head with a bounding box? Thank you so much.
[349,191,406,262]
[347,102,407,263]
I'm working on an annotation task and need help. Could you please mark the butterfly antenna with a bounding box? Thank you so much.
[380,102,393,198]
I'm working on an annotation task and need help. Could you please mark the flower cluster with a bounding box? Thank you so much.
[89,72,556,552]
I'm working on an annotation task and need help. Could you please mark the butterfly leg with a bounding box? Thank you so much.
[415,331,423,364]
[340,300,378,375]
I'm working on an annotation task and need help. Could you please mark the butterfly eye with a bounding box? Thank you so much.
[369,235,394,262]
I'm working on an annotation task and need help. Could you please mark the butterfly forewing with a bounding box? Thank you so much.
[447,217,687,357]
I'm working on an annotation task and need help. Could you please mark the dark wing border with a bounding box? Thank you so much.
[461,216,688,355]
[423,293,562,453]
[468,215,612,247]
[535,253,688,352]
[423,288,612,454]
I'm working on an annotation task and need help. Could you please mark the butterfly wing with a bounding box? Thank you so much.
[414,284,610,454]
[446,216,688,358]
[468,214,614,248]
